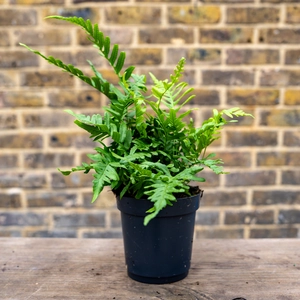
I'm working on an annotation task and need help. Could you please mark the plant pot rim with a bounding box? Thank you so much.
[116,190,202,218]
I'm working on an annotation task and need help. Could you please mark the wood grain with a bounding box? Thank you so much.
[0,238,299,299]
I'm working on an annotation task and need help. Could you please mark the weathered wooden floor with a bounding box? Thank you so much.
[1,238,299,299]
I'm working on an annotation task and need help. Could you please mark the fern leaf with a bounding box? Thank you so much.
[174,166,205,182]
[115,51,126,74]
[103,36,110,57]
[44,16,128,77]
[58,163,93,176]
[124,66,135,80]
[92,163,119,202]
[109,44,119,66]
[141,161,171,176]
[143,179,185,225]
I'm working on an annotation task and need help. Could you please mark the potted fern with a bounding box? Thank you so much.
[21,16,252,284]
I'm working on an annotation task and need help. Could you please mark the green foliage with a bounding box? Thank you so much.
[20,16,253,225]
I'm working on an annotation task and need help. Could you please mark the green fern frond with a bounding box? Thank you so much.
[92,163,119,202]
[174,166,205,182]
[144,179,185,226]
[58,163,93,176]
[45,16,130,77]
[21,15,254,225]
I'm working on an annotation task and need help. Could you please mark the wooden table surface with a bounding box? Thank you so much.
[1,238,299,300]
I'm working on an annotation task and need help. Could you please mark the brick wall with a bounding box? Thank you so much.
[0,0,299,239]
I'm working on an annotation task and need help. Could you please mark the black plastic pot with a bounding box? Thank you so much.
[116,192,201,284]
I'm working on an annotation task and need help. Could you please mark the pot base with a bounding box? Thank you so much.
[128,270,189,284]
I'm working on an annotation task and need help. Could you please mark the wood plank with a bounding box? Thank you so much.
[0,238,299,299]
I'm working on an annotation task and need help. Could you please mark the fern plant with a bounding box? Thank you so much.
[21,16,253,225]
